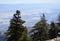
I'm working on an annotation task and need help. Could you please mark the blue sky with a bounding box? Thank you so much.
[0,0,60,4]
[0,0,60,31]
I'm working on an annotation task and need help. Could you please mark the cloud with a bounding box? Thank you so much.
[0,13,12,30]
[0,4,60,30]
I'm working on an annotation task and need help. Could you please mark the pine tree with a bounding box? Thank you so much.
[6,10,30,41]
[57,13,60,36]
[49,22,58,39]
[30,14,49,41]
[57,13,60,32]
[58,13,60,22]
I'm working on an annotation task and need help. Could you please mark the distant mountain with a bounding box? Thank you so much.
[0,34,5,41]
[0,31,6,41]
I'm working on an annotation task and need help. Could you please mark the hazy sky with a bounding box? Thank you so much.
[0,0,60,31]
[0,0,60,4]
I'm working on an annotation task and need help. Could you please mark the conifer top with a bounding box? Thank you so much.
[16,10,20,15]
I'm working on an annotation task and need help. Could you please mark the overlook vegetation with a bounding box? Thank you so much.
[4,10,60,41]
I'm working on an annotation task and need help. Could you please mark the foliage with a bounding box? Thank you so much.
[6,10,30,41]
[48,22,58,39]
[30,14,49,41]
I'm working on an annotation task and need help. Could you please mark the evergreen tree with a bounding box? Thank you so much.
[6,10,30,41]
[57,13,60,36]
[49,22,58,39]
[30,14,49,41]
[57,13,60,32]
[58,13,60,22]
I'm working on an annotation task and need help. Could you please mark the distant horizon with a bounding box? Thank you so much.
[0,0,60,4]
[0,0,60,31]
